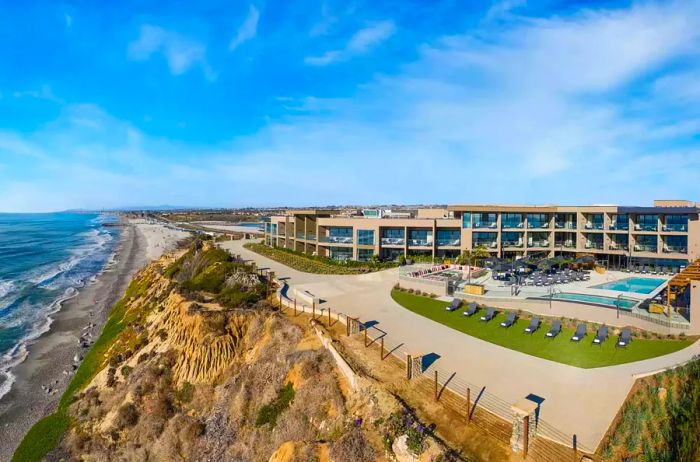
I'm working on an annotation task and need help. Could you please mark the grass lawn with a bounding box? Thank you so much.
[391,290,693,369]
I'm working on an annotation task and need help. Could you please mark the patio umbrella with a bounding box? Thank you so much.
[484,256,502,267]
[574,255,595,264]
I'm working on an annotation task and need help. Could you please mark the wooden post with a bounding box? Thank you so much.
[380,337,385,360]
[434,370,439,401]
[406,354,412,379]
[278,293,283,311]
[294,299,297,316]
[573,435,577,462]
[364,325,368,347]
[328,306,331,325]
[523,415,530,458]
[466,387,471,422]
[312,304,315,320]
[346,318,350,336]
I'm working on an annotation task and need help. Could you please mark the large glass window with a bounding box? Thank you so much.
[381,228,405,245]
[527,232,549,247]
[584,214,604,230]
[325,227,353,244]
[357,248,376,261]
[436,229,460,246]
[473,213,498,229]
[634,235,657,252]
[527,213,549,228]
[328,247,353,261]
[610,234,629,250]
[462,212,472,228]
[554,213,577,229]
[610,214,628,230]
[585,233,604,249]
[663,215,688,232]
[501,213,523,229]
[501,232,523,247]
[357,229,375,245]
[635,214,658,232]
[472,232,498,248]
[554,232,576,248]
[408,229,433,246]
[664,236,688,253]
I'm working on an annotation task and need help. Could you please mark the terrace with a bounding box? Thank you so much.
[662,214,689,232]
[408,229,433,247]
[473,232,498,249]
[583,213,604,230]
[554,213,577,230]
[609,214,629,231]
[381,228,405,246]
[526,213,550,229]
[527,232,550,248]
[634,235,658,253]
[663,236,688,254]
[634,214,658,232]
[472,213,498,229]
[501,213,524,229]
[436,229,461,247]
[501,232,524,248]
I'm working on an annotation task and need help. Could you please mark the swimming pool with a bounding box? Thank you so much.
[532,292,639,310]
[591,277,666,294]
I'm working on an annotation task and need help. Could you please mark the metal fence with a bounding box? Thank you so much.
[273,284,594,456]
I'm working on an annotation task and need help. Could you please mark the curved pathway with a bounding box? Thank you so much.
[221,240,700,451]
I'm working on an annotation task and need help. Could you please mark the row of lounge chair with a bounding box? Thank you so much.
[622,265,680,276]
[446,299,632,346]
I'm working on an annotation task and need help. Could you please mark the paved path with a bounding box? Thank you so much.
[222,240,700,451]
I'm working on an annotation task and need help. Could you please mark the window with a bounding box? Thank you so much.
[408,229,433,246]
[357,248,376,261]
[502,232,523,247]
[473,213,497,228]
[436,229,460,246]
[611,214,628,230]
[381,228,405,245]
[501,213,523,229]
[636,215,658,232]
[326,227,353,244]
[473,232,497,248]
[555,213,576,229]
[664,215,688,232]
[329,247,353,261]
[664,235,687,253]
[635,235,657,252]
[584,214,604,230]
[462,212,472,228]
[357,229,375,245]
[527,213,549,228]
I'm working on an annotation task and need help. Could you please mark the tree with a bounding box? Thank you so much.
[459,246,490,284]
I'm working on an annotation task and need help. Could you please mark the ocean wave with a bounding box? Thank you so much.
[0,280,15,299]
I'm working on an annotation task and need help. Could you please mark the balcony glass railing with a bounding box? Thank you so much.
[319,236,353,244]
[295,233,305,239]
[474,240,498,248]
[502,240,524,248]
[436,239,461,247]
[502,222,524,229]
[663,245,687,254]
[633,244,657,252]
[634,224,658,232]
[584,223,604,230]
[585,241,604,250]
[608,242,629,251]
[609,222,629,231]
[527,221,549,229]
[381,237,405,246]
[408,239,432,246]
[662,224,687,232]
[473,222,498,229]
[528,240,549,247]
[555,241,575,248]
[306,234,316,241]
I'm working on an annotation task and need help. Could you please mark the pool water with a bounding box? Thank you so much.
[591,277,666,294]
[538,293,639,310]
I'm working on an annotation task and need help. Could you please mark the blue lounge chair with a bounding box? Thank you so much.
[500,312,516,328]
[446,298,461,312]
[480,308,496,322]
[463,302,478,317]
[524,316,540,334]
[571,323,586,342]
[593,326,608,345]
[545,320,561,338]
[616,328,631,348]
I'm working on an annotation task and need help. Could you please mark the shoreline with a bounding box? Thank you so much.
[0,220,147,462]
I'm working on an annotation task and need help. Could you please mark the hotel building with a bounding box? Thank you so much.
[264,200,699,269]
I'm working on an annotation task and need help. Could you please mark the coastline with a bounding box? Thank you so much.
[0,221,146,461]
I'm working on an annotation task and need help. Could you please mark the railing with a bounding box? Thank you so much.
[609,243,629,251]
[662,224,687,232]
[620,310,690,330]
[473,222,498,229]
[306,234,317,241]
[584,242,604,250]
[633,244,657,252]
[474,241,498,248]
[436,239,461,247]
[528,240,549,247]
[502,241,524,247]
[527,222,549,229]
[555,241,575,248]
[584,223,604,230]
[502,223,524,229]
[608,223,629,231]
[319,236,354,244]
[408,239,433,246]
[381,237,406,246]
[634,224,657,232]
[554,222,577,229]
[663,245,687,254]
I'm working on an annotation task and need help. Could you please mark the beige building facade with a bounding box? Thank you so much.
[264,201,699,268]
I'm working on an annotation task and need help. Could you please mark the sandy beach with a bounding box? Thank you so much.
[0,218,189,461]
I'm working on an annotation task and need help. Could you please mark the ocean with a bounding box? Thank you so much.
[0,213,120,400]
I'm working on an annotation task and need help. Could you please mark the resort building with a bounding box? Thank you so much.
[263,200,699,269]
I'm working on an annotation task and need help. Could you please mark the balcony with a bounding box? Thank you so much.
[381,237,405,246]
[306,234,316,242]
[408,238,432,247]
[634,244,658,253]
[296,233,305,240]
[584,222,604,231]
[436,238,461,247]
[554,222,577,229]
[608,242,629,251]
[528,239,549,248]
[527,221,549,229]
[609,223,629,231]
[663,244,687,254]
[502,240,524,248]
[585,241,604,250]
[319,236,354,244]
[474,240,498,249]
[474,222,498,229]
[634,224,658,232]
[555,240,575,248]
[662,224,687,232]
[502,222,524,229]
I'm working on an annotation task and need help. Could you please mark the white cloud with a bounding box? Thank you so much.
[305,20,396,66]
[128,25,216,80]
[64,13,73,28]
[230,5,260,50]
[12,84,62,102]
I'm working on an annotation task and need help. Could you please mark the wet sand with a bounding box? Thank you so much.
[0,222,146,461]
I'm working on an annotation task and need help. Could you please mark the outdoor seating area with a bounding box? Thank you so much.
[622,264,682,275]
[488,255,595,288]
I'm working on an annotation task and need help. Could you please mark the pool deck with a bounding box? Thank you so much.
[222,239,699,452]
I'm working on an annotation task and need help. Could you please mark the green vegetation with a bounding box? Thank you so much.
[11,412,70,462]
[391,290,692,368]
[600,358,700,461]
[255,382,295,428]
[245,242,398,274]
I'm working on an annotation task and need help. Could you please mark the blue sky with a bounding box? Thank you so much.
[1,0,699,212]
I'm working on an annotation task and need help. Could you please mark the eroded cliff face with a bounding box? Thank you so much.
[48,248,384,462]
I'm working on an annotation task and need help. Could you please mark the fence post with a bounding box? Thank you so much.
[312,304,315,320]
[466,387,471,422]
[434,370,439,401]
[278,293,283,312]
[294,299,297,316]
[346,318,350,336]
[523,415,530,458]
[328,306,332,325]
[406,354,412,380]
[364,325,368,347]
[380,336,384,360]
[573,435,577,462]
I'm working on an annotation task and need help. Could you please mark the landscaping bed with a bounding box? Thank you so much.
[390,289,693,369]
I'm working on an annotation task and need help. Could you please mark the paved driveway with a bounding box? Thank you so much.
[222,240,700,451]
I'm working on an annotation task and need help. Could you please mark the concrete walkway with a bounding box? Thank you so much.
[221,240,700,451]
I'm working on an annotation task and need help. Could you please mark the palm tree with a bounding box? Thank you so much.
[461,245,490,284]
